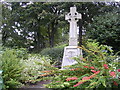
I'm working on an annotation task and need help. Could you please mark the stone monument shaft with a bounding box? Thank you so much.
[65,7,81,46]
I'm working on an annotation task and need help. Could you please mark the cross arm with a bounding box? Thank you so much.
[65,13,70,21]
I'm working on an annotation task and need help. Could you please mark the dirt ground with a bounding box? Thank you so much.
[19,80,51,90]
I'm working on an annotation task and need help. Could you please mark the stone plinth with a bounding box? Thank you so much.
[61,46,82,69]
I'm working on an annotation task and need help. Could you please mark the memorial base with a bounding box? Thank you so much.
[61,46,82,69]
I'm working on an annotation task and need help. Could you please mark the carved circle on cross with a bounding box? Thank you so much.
[67,12,79,22]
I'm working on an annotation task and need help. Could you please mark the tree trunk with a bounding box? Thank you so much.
[50,21,55,47]
[36,31,41,50]
[47,24,51,47]
[78,19,82,46]
[33,24,41,52]
[2,30,7,46]
[48,19,58,48]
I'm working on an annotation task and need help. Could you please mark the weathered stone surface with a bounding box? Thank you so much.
[65,6,81,46]
[61,46,82,69]
[61,6,82,69]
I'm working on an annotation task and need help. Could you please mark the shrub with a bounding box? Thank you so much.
[1,49,24,89]
[3,47,28,59]
[43,39,120,88]
[12,48,28,59]
[1,47,54,88]
[40,44,66,67]
[20,54,53,83]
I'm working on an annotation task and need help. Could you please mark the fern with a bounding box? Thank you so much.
[1,49,24,89]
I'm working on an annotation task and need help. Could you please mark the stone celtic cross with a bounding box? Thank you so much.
[61,6,82,69]
[65,6,81,46]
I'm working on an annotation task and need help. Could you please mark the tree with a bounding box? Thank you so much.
[2,2,69,51]
[86,12,120,52]
[2,2,119,52]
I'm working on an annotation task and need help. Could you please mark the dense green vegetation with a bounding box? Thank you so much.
[87,12,120,52]
[39,40,120,89]
[40,40,120,88]
[0,1,120,89]
[40,44,66,67]
[1,40,120,89]
[2,2,120,52]
[1,48,24,89]
[1,47,54,89]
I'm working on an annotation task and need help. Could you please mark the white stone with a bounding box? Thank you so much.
[61,46,82,69]
[65,7,81,46]
[61,6,82,69]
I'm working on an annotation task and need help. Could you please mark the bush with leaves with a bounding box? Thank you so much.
[12,48,28,59]
[1,49,24,89]
[43,39,120,88]
[40,44,66,67]
[86,12,120,52]
[20,54,53,83]
[1,47,54,88]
